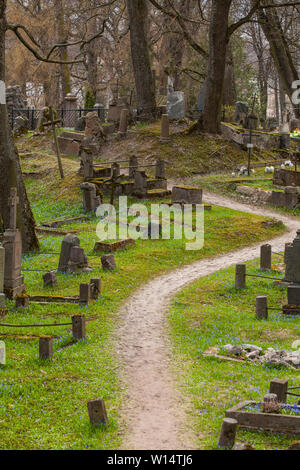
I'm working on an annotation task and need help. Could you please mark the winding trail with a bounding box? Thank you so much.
[116,192,299,450]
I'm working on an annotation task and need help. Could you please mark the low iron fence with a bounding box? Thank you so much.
[9,107,108,130]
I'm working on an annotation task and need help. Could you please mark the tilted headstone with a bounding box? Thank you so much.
[3,188,25,299]
[0,245,5,307]
[81,148,94,180]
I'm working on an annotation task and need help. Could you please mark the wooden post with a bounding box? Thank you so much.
[39,336,53,359]
[260,244,272,272]
[269,379,288,403]
[49,106,64,179]
[235,264,246,289]
[218,418,238,449]
[256,296,268,320]
[72,314,86,340]
[87,398,108,425]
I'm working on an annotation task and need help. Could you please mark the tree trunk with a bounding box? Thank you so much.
[258,1,300,118]
[126,0,156,121]
[198,0,232,133]
[223,41,237,107]
[0,1,39,252]
[86,13,99,102]
[55,0,71,105]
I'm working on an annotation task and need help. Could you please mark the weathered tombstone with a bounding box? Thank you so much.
[269,379,288,403]
[75,116,86,131]
[81,147,94,180]
[15,294,30,308]
[90,278,101,300]
[72,314,86,339]
[262,393,280,413]
[0,245,5,307]
[111,162,120,178]
[260,244,272,271]
[43,271,57,287]
[218,418,238,449]
[234,102,248,124]
[160,114,170,143]
[39,336,53,360]
[101,254,116,271]
[87,398,109,426]
[256,296,268,320]
[171,186,203,205]
[14,115,28,135]
[3,188,26,299]
[166,91,185,119]
[69,246,91,273]
[80,182,102,212]
[155,159,166,179]
[129,155,138,179]
[0,341,6,365]
[57,234,80,273]
[284,230,300,284]
[235,264,246,289]
[118,109,129,137]
[133,171,148,198]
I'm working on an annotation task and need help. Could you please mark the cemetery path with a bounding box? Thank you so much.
[117,192,299,450]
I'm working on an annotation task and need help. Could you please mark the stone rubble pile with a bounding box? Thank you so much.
[222,343,300,368]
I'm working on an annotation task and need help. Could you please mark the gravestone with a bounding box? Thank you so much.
[0,341,5,365]
[81,147,94,180]
[133,171,148,198]
[234,102,248,125]
[166,91,185,119]
[82,111,106,155]
[171,186,203,204]
[43,271,57,287]
[57,234,80,273]
[101,254,116,271]
[284,230,300,284]
[0,245,5,307]
[80,182,102,212]
[3,188,25,299]
[69,246,92,273]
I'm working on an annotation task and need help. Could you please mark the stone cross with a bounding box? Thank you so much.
[9,188,19,230]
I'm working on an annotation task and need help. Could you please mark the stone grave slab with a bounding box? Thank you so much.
[94,239,135,253]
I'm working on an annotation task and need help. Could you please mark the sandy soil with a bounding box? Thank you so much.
[116,192,299,450]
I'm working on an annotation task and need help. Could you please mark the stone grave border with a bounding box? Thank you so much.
[225,400,300,434]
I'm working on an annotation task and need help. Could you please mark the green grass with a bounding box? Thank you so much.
[169,257,300,450]
[0,164,287,449]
